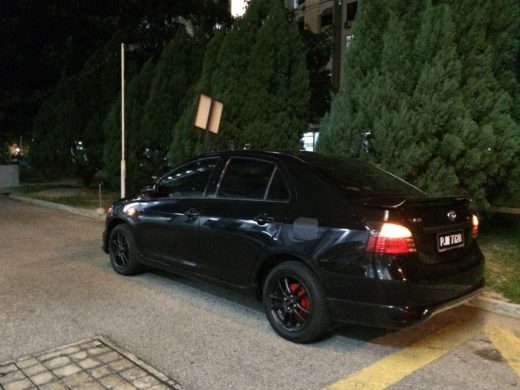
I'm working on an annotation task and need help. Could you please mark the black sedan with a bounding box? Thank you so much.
[102,151,484,343]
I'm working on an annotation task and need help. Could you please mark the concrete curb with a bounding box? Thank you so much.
[491,206,520,215]
[468,294,520,320]
[3,191,520,321]
[3,193,106,221]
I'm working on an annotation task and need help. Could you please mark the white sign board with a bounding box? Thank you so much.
[194,94,223,135]
[208,100,223,134]
[194,94,213,130]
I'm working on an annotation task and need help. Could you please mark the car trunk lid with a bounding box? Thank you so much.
[363,196,474,264]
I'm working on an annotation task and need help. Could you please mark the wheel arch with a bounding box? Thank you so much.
[253,253,316,301]
[104,218,127,250]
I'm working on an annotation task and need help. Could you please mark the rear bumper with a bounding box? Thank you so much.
[327,278,484,329]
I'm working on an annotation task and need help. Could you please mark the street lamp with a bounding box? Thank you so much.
[120,43,127,199]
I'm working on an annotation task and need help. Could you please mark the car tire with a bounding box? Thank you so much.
[108,224,144,276]
[263,261,330,343]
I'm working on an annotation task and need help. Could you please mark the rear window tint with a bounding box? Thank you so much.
[306,156,425,198]
[218,158,274,199]
[267,170,290,201]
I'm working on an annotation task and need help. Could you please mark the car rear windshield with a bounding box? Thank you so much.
[305,155,426,198]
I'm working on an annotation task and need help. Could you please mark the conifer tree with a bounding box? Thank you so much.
[102,59,155,192]
[317,0,391,156]
[318,0,520,210]
[404,2,468,195]
[125,59,157,192]
[300,29,333,124]
[102,97,121,190]
[449,0,520,207]
[141,30,206,166]
[31,33,121,184]
[103,30,206,192]
[30,74,81,178]
[365,8,418,171]
[169,0,309,161]
[74,34,121,186]
[169,30,227,164]
[241,2,309,149]
[205,0,273,150]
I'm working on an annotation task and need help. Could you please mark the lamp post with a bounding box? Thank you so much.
[332,0,343,92]
[120,43,126,199]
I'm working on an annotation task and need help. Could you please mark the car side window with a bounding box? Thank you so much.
[218,158,275,200]
[217,158,290,201]
[267,169,290,201]
[158,158,218,198]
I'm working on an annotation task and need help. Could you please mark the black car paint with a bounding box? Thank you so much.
[103,151,484,329]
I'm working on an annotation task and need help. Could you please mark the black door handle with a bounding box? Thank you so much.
[253,213,274,225]
[184,208,200,219]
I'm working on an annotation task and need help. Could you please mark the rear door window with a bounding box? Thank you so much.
[217,158,289,201]
[267,170,290,201]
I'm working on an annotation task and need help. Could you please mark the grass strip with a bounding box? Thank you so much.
[479,214,520,304]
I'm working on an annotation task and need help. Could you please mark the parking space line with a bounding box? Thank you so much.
[485,324,520,376]
[324,321,480,390]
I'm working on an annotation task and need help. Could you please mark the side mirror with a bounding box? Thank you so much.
[139,183,159,198]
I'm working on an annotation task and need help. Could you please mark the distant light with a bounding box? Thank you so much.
[302,131,319,152]
[231,0,247,17]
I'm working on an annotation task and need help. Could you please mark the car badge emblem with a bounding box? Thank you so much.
[447,211,457,222]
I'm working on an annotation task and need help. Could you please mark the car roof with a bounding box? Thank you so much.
[200,150,325,163]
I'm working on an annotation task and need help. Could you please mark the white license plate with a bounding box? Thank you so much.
[437,231,464,252]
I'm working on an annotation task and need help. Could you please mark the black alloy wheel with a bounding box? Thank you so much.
[269,275,312,331]
[263,261,330,343]
[109,224,143,275]
[111,231,129,268]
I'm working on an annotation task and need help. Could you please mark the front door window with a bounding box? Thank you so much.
[158,158,219,198]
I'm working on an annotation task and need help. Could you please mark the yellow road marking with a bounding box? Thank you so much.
[485,324,520,377]
[324,321,480,390]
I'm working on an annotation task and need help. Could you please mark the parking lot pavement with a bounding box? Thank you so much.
[1,196,519,390]
[325,319,520,389]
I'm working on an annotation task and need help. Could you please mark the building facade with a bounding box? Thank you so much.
[287,0,358,88]
[286,1,358,150]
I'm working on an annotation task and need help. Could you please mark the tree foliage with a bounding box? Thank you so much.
[139,31,206,184]
[103,58,156,192]
[318,0,520,210]
[1,0,231,138]
[169,0,309,164]
[300,28,333,124]
[169,31,227,163]
[31,33,122,185]
[103,30,207,193]
[30,73,81,178]
[24,2,230,187]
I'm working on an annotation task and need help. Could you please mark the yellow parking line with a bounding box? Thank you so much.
[485,324,520,376]
[324,321,479,390]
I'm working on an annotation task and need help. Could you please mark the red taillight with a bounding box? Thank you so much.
[366,223,416,255]
[472,214,479,239]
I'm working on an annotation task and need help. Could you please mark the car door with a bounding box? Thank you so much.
[135,157,220,271]
[198,157,292,286]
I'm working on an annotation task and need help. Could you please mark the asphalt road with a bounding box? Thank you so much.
[1,196,519,389]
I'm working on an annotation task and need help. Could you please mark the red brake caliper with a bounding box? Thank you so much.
[290,283,310,315]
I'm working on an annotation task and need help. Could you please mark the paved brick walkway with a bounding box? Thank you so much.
[0,338,180,390]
